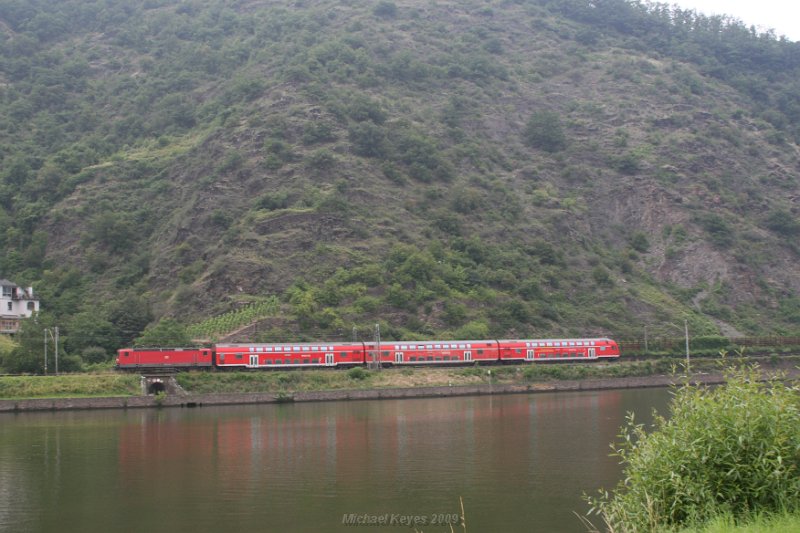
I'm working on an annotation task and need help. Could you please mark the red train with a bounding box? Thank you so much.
[116,337,620,370]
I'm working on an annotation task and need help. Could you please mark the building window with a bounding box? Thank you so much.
[7,302,11,311]
[27,302,35,311]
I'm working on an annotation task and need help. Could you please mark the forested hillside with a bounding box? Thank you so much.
[1,0,799,369]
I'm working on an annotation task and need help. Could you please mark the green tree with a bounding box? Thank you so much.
[0,335,18,371]
[107,294,153,346]
[2,315,62,374]
[135,318,191,346]
[88,212,135,254]
[373,1,397,19]
[65,311,120,358]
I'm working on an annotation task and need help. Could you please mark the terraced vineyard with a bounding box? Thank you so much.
[187,298,281,341]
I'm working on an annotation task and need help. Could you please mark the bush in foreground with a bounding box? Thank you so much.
[587,363,800,532]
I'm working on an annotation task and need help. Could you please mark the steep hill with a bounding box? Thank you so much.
[1,0,799,360]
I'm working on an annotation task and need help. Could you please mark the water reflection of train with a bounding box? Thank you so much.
[117,391,626,500]
[116,338,620,370]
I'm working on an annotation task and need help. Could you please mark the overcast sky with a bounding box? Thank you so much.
[667,0,800,41]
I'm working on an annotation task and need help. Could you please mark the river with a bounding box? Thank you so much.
[0,388,672,533]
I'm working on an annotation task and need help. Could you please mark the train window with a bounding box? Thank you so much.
[294,359,300,364]
[236,354,243,359]
[410,357,416,361]
[426,345,433,349]
[313,359,319,364]
[434,344,441,349]
[382,351,389,356]
[427,357,433,361]
[443,356,449,361]
[477,349,484,355]
[515,348,521,354]
[600,346,606,351]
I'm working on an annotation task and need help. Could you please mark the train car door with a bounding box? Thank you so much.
[464,351,472,362]
[249,354,258,368]
[325,352,335,366]
[526,349,534,361]
[395,352,404,364]
[588,348,596,359]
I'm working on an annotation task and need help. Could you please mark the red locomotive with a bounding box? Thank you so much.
[116,338,620,370]
[117,346,214,369]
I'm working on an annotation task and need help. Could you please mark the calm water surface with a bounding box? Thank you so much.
[0,389,671,533]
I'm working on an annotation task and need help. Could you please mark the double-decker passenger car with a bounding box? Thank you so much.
[375,339,499,365]
[498,338,619,362]
[214,342,366,369]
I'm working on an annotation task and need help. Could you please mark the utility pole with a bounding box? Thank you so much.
[684,319,690,373]
[370,323,382,371]
[54,326,59,375]
[43,327,60,376]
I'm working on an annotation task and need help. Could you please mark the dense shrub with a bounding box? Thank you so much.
[697,213,735,248]
[691,336,732,351]
[523,111,567,152]
[347,367,369,380]
[765,209,800,236]
[588,364,800,531]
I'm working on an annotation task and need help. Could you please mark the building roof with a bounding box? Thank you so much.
[0,279,16,286]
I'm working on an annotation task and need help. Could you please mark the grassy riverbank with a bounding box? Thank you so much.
[1,357,797,399]
[0,374,140,399]
[173,359,679,394]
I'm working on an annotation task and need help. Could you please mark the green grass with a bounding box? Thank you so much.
[0,374,141,399]
[175,369,353,394]
[680,511,800,533]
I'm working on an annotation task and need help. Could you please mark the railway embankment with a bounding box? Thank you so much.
[1,357,798,412]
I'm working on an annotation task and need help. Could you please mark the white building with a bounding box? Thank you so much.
[0,279,39,334]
